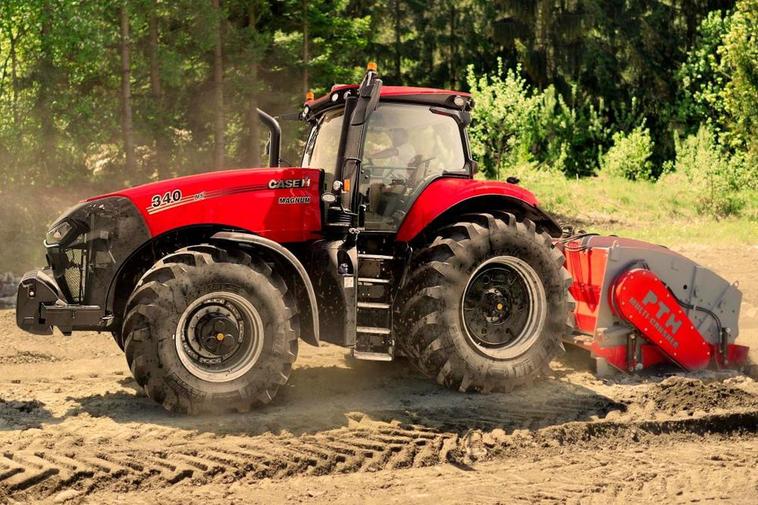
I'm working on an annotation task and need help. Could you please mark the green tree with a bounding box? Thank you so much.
[0,0,750,190]
[719,0,758,159]
[466,61,541,179]
[676,10,732,136]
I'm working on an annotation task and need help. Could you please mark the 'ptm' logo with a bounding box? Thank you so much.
[641,290,682,335]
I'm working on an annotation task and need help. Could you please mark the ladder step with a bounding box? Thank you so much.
[357,302,391,310]
[352,350,393,362]
[358,277,391,285]
[358,253,395,260]
[357,326,391,335]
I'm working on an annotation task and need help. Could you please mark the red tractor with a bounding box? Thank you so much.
[16,66,748,414]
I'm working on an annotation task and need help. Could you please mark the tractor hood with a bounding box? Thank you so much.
[87,167,323,243]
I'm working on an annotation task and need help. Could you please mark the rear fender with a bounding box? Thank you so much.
[211,231,320,347]
[396,180,562,244]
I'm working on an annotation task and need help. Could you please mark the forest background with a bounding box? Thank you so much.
[0,0,755,272]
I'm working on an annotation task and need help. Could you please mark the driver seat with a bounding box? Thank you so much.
[367,182,406,224]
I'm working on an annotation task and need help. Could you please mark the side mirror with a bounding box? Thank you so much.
[471,160,479,175]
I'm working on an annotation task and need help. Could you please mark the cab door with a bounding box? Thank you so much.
[358,103,469,231]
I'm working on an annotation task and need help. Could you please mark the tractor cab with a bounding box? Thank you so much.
[299,66,476,234]
[291,66,486,359]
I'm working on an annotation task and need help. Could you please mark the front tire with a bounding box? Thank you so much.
[121,244,298,414]
[398,212,572,393]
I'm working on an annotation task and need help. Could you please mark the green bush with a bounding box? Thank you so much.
[601,125,655,181]
[671,125,753,217]
[523,87,608,177]
[465,60,541,179]
[466,60,607,179]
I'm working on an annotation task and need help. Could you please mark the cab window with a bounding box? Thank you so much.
[302,108,344,190]
[361,103,465,230]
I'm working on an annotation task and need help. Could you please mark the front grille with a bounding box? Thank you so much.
[63,248,87,303]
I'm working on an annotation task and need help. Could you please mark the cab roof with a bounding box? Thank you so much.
[303,84,473,119]
[319,84,470,99]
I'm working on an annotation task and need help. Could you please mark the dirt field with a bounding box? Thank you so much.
[1,245,757,504]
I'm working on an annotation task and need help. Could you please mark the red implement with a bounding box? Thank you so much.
[560,235,748,374]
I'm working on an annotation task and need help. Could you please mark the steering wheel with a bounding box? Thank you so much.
[364,163,416,185]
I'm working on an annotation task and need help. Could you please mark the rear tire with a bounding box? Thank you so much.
[397,212,572,393]
[121,244,298,414]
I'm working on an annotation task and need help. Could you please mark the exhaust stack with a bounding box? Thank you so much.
[257,108,281,167]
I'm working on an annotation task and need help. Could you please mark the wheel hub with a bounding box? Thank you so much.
[175,292,264,383]
[481,287,511,324]
[460,256,548,360]
[196,314,240,356]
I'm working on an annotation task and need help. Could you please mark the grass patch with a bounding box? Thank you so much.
[505,167,757,246]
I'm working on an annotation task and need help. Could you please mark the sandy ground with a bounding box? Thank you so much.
[0,245,757,504]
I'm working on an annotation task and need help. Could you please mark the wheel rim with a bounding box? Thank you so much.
[460,256,547,360]
[175,292,264,382]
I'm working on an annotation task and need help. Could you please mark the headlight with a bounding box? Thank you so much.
[45,221,74,247]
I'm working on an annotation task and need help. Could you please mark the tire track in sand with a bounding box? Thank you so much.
[0,405,755,500]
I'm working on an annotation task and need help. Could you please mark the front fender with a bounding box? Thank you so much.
[211,231,320,346]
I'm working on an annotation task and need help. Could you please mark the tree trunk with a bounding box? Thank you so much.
[37,1,56,177]
[246,4,260,167]
[302,0,309,93]
[246,87,260,166]
[120,2,136,174]
[148,0,168,179]
[148,1,161,98]
[449,2,456,88]
[10,29,19,127]
[212,0,224,170]
[534,0,552,87]
[425,32,435,85]
[393,0,401,81]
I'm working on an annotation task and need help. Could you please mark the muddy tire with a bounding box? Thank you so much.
[397,212,572,393]
[121,244,298,414]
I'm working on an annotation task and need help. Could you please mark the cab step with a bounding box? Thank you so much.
[352,350,394,361]
[357,253,395,260]
[358,277,391,284]
[357,326,391,335]
[357,301,391,310]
